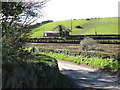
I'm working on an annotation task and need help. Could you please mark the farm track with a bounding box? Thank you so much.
[57,59,120,89]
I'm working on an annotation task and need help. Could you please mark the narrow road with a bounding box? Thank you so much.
[57,59,119,90]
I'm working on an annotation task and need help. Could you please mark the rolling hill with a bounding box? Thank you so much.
[30,17,118,38]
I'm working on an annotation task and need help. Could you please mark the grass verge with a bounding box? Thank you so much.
[39,52,120,71]
[2,54,72,88]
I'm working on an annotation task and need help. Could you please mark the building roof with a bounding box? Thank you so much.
[44,31,59,33]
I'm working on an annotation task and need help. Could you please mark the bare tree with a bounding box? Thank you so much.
[53,25,71,36]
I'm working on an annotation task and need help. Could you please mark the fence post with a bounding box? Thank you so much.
[31,47,39,54]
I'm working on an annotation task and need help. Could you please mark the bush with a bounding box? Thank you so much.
[86,18,90,21]
[75,25,83,29]
[80,37,101,51]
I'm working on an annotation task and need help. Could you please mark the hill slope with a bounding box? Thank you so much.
[30,17,118,38]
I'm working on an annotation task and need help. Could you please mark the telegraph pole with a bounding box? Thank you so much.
[95,26,97,35]
[71,18,72,34]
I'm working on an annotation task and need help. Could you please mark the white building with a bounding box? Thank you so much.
[44,31,60,37]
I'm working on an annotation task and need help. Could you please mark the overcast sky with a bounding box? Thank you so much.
[36,0,119,23]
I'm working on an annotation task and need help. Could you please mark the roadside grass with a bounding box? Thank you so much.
[39,52,120,71]
[32,54,56,64]
[32,54,72,88]
[30,17,118,38]
[3,52,72,88]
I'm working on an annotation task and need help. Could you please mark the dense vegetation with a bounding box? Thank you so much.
[35,48,120,71]
[3,54,71,88]
[30,17,118,37]
[1,2,71,88]
[39,52,119,71]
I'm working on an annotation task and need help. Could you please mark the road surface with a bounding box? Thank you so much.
[57,59,120,89]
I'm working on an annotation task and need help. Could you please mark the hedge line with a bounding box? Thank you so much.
[38,48,120,61]
[27,39,120,44]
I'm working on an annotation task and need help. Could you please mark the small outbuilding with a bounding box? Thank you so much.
[44,31,60,37]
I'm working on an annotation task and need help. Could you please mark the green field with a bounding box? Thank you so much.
[30,17,118,38]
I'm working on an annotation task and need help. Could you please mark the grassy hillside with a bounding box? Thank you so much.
[30,17,118,38]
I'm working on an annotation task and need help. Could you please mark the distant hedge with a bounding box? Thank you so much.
[38,48,120,61]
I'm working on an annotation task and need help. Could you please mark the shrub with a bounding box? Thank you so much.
[75,25,83,29]
[80,37,101,51]
[86,18,90,21]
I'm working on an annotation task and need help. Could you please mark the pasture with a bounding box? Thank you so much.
[30,17,118,38]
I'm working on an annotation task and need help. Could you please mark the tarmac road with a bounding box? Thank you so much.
[57,59,120,90]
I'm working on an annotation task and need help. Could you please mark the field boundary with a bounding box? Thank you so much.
[38,48,119,60]
[26,34,120,44]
